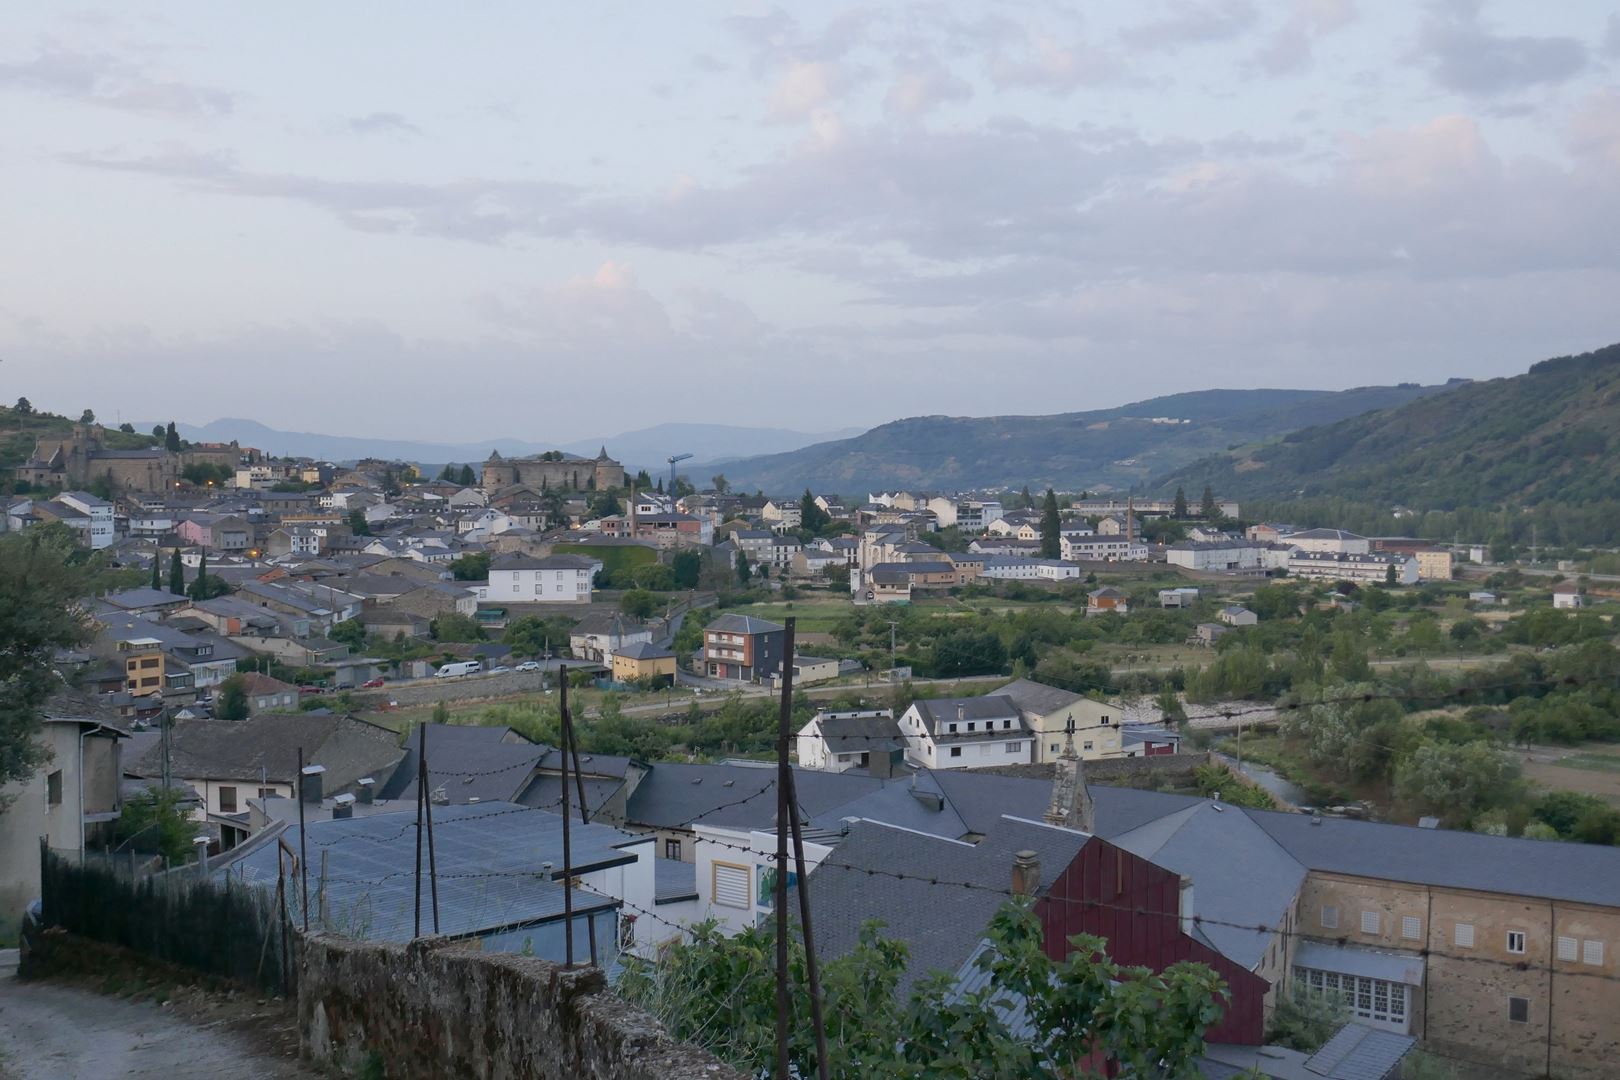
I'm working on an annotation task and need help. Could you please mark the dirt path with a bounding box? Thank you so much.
[0,968,321,1080]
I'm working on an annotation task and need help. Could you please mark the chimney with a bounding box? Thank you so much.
[356,777,375,804]
[1012,850,1040,897]
[192,835,212,876]
[956,703,965,725]
[300,764,326,804]
[1178,874,1195,934]
[867,748,896,780]
[331,793,356,820]
[629,483,638,536]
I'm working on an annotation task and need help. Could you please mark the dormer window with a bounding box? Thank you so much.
[1002,719,1011,729]
[948,723,957,733]
[966,722,975,732]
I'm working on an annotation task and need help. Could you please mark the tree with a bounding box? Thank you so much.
[588,491,622,518]
[79,409,95,424]
[150,553,161,591]
[168,549,184,595]
[1200,485,1219,520]
[436,464,456,482]
[112,788,196,862]
[671,549,702,589]
[118,422,135,434]
[620,900,1227,1080]
[13,397,33,416]
[1039,488,1061,559]
[1173,486,1189,519]
[1384,562,1398,585]
[0,528,97,795]
[1394,740,1523,826]
[933,629,1008,677]
[800,488,831,534]
[329,618,366,649]
[449,552,491,580]
[711,474,730,494]
[458,464,475,486]
[164,421,181,452]
[430,612,485,642]
[633,469,653,490]
[152,424,165,439]
[621,589,658,619]
[216,674,250,722]
[736,550,753,586]
[347,508,372,536]
[189,550,209,600]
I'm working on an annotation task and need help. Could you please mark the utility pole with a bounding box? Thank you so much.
[888,621,898,674]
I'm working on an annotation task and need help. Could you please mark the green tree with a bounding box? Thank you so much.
[1394,740,1523,827]
[118,422,135,434]
[711,474,730,494]
[736,550,753,586]
[671,549,702,589]
[621,589,658,619]
[150,553,162,591]
[0,528,97,794]
[1039,488,1061,559]
[800,489,831,534]
[1017,485,1034,511]
[151,424,165,439]
[1173,486,1189,518]
[13,397,33,415]
[189,550,208,600]
[437,464,456,482]
[588,491,622,518]
[449,552,491,580]
[1384,562,1398,585]
[79,408,95,424]
[164,421,181,452]
[458,464,475,485]
[933,629,1008,677]
[112,788,196,862]
[168,549,184,595]
[1199,485,1219,520]
[347,508,372,536]
[216,674,250,721]
[431,612,486,642]
[329,618,366,649]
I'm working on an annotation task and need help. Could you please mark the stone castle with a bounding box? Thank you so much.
[479,447,624,493]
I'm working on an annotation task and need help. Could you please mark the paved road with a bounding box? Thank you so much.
[0,970,320,1080]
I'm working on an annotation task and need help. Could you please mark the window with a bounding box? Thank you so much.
[1002,719,1012,729]
[712,863,749,909]
[1454,923,1475,948]
[1402,916,1422,941]
[1583,940,1605,967]
[664,839,682,861]
[947,723,957,733]
[218,786,238,813]
[949,747,962,758]
[1361,911,1380,935]
[46,770,63,806]
[966,722,975,732]
[257,787,277,798]
[1508,996,1530,1024]
[1293,967,1409,1031]
[1321,905,1339,930]
[1082,740,1094,751]
[1049,743,1059,752]
[1506,931,1526,955]
[1005,742,1023,753]
[619,914,636,950]
[1557,936,1579,962]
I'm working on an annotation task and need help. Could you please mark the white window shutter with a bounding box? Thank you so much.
[1454,923,1475,948]
[1583,940,1605,967]
[1360,911,1380,935]
[713,864,749,909]
[1557,936,1578,962]
[1402,916,1421,940]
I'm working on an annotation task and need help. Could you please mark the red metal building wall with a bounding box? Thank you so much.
[1037,837,1269,1045]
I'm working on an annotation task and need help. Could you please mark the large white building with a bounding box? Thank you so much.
[897,695,1032,770]
[1289,550,1418,585]
[57,492,114,549]
[1061,534,1142,561]
[482,552,600,603]
[1166,539,1265,572]
[1288,528,1370,555]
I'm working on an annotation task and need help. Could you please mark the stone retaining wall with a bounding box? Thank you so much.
[298,933,745,1080]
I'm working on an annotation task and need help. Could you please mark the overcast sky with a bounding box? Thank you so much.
[3,2,1617,443]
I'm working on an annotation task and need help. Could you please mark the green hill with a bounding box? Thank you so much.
[1159,343,1620,546]
[711,384,1452,495]
[1,405,162,485]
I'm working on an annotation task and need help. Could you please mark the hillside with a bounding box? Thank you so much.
[711,384,1454,495]
[0,406,160,475]
[1160,343,1620,511]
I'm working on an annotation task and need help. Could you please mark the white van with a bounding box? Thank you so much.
[435,660,482,679]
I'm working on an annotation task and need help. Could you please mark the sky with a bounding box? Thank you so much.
[2,1,1618,444]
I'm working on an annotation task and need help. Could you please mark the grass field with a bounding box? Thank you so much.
[1522,743,1620,807]
[722,600,853,633]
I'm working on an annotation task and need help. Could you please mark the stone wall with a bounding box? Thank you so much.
[298,933,746,1080]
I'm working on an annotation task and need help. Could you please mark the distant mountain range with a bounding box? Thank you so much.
[706,383,1458,495]
[153,419,860,471]
[1159,343,1620,510]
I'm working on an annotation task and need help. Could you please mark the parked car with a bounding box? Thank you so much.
[435,660,482,678]
[298,685,325,696]
[361,678,385,689]
[515,660,542,673]
[488,665,512,675]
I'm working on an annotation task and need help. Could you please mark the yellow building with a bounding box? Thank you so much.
[119,637,166,696]
[611,642,676,684]
[996,678,1124,761]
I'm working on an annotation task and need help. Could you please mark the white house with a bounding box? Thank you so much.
[761,500,802,530]
[1160,587,1201,608]
[1552,584,1586,610]
[693,823,834,935]
[57,492,114,549]
[897,695,1031,770]
[796,710,902,773]
[1061,534,1137,561]
[484,552,600,603]
[1218,605,1259,627]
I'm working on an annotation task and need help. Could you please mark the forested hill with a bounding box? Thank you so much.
[711,383,1452,494]
[1160,344,1620,515]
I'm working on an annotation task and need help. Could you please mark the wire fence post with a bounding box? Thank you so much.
[774,617,796,1080]
[423,721,440,934]
[560,664,575,968]
[296,746,309,933]
[414,726,425,940]
[562,677,599,966]
[785,759,830,1076]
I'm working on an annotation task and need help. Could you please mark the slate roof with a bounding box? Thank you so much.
[380,723,548,805]
[215,802,637,944]
[654,858,698,904]
[1290,528,1367,541]
[910,695,1022,741]
[994,678,1081,718]
[489,553,597,570]
[614,641,674,660]
[704,613,785,635]
[129,714,403,789]
[627,761,881,831]
[812,713,904,755]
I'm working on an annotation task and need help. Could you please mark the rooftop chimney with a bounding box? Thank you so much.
[956,703,965,724]
[1178,874,1195,934]
[1012,850,1040,897]
[356,777,375,804]
[331,793,356,820]
[300,764,326,804]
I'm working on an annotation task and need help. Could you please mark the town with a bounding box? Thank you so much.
[4,380,1619,1080]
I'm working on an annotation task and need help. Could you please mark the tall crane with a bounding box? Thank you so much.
[666,452,693,499]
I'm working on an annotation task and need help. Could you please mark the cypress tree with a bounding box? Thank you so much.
[1173,486,1189,519]
[151,554,161,591]
[1039,488,1062,559]
[191,550,208,600]
[458,464,474,485]
[168,549,183,595]
[1200,485,1219,520]
[164,421,181,452]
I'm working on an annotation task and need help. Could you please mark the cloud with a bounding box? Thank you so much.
[1250,0,1357,76]
[768,60,838,121]
[348,111,423,137]
[1120,0,1261,50]
[883,58,972,117]
[1415,0,1587,96]
[986,27,1128,94]
[0,42,234,117]
[1606,14,1620,58]
[1568,90,1620,170]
